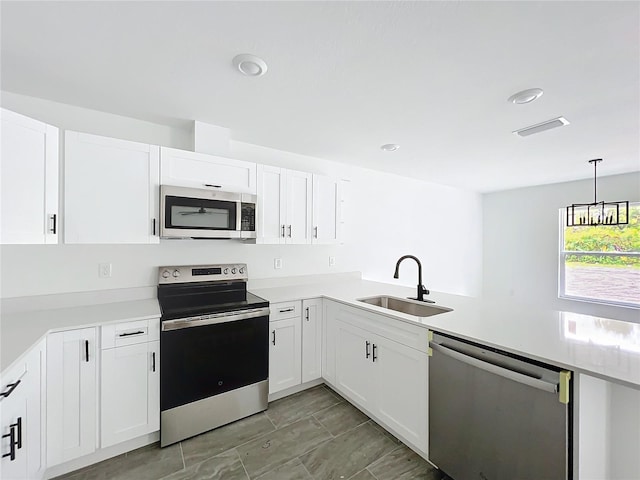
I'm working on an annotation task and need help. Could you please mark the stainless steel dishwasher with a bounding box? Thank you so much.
[429,332,572,480]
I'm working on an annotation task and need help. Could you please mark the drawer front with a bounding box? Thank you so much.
[270,301,302,321]
[102,318,160,349]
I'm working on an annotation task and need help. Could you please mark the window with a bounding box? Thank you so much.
[559,202,639,307]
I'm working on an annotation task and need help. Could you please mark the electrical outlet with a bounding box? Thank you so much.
[99,263,112,278]
[329,256,336,267]
[274,258,282,269]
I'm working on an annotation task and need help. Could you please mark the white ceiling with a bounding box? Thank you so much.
[1,1,638,192]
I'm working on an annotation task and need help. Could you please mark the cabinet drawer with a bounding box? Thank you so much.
[270,301,302,321]
[102,317,160,349]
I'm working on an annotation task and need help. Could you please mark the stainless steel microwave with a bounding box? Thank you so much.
[160,185,256,239]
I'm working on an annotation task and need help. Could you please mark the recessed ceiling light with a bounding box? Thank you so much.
[232,54,268,77]
[507,88,544,105]
[380,144,400,152]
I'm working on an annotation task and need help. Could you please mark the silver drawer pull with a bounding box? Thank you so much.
[278,308,294,313]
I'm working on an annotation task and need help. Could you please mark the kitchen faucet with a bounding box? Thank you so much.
[393,255,434,303]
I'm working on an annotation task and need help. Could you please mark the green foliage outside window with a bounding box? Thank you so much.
[564,204,640,268]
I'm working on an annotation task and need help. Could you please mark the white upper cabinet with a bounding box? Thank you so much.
[0,108,59,244]
[312,175,341,244]
[64,131,160,244]
[160,147,257,194]
[256,165,312,244]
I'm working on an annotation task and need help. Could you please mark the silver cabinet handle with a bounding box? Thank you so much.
[279,307,294,313]
[204,184,222,188]
[288,225,292,237]
[281,225,285,237]
[305,307,310,321]
[152,352,156,372]
[372,343,378,362]
[314,226,318,238]
[272,330,276,346]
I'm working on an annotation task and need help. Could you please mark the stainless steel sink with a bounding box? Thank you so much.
[357,295,452,317]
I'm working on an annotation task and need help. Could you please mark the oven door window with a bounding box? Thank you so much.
[160,315,268,411]
[165,195,236,230]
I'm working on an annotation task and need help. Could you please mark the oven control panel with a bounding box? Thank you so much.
[158,264,247,284]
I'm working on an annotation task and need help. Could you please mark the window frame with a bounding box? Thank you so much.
[558,204,640,309]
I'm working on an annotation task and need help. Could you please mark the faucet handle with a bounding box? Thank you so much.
[420,285,430,295]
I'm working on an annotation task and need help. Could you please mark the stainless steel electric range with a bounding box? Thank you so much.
[157,264,269,447]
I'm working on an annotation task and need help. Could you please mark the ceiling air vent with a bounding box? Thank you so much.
[513,116,570,137]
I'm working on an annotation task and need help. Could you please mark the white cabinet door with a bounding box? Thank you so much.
[268,318,302,395]
[160,147,257,194]
[302,298,323,383]
[256,165,286,244]
[312,175,341,244]
[46,328,97,466]
[0,381,27,479]
[256,167,312,244]
[0,343,44,480]
[334,320,375,411]
[375,334,428,453]
[0,108,59,244]
[101,341,159,447]
[286,170,312,244]
[65,131,160,244]
[0,345,43,480]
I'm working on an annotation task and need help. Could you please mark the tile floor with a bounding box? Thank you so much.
[56,385,450,480]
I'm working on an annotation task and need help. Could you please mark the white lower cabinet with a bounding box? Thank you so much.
[374,334,428,451]
[301,298,323,383]
[268,316,302,395]
[46,328,97,467]
[334,320,376,410]
[101,341,159,448]
[325,300,428,454]
[0,341,44,480]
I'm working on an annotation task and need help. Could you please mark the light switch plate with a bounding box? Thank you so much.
[274,258,282,269]
[329,256,336,267]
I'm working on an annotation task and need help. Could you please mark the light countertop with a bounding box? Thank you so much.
[252,279,640,389]
[1,298,160,372]
[2,278,639,389]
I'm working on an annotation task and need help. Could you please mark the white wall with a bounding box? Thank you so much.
[0,92,483,299]
[483,172,640,323]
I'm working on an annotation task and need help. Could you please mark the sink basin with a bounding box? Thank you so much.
[357,295,452,317]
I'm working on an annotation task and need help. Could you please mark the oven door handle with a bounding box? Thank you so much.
[162,307,270,331]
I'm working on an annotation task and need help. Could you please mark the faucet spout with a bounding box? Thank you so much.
[393,255,431,302]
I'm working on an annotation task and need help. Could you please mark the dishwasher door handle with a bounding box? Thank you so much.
[431,343,558,394]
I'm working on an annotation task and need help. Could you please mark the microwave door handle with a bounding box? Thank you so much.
[236,201,242,231]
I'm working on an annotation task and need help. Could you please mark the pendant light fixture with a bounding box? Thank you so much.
[566,159,629,227]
